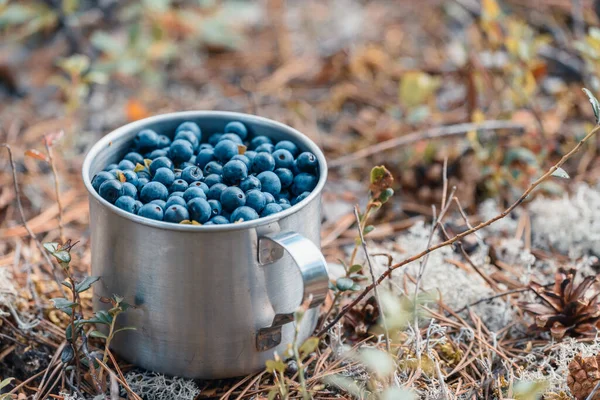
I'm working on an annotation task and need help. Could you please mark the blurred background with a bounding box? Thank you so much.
[3,0,600,397]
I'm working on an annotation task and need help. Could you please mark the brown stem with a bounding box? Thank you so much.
[317,123,600,336]
[44,141,65,243]
[0,144,66,295]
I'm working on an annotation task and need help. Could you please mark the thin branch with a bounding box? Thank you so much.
[0,144,65,295]
[354,206,390,353]
[45,139,65,243]
[317,122,600,336]
[328,120,524,168]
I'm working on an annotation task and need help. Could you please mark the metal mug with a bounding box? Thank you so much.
[82,111,329,379]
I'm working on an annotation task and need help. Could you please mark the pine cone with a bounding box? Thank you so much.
[568,354,600,400]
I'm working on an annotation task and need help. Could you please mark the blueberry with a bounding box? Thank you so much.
[281,203,291,210]
[274,140,299,157]
[278,190,291,200]
[138,203,164,221]
[152,167,174,188]
[174,130,199,150]
[137,170,151,180]
[108,169,123,178]
[245,189,266,213]
[220,133,243,144]
[208,133,223,146]
[244,151,257,164]
[264,192,276,204]
[188,181,209,195]
[240,175,261,192]
[252,152,275,173]
[118,159,136,171]
[214,140,239,163]
[174,170,182,180]
[115,196,138,213]
[169,139,194,164]
[220,187,246,212]
[104,163,118,172]
[230,206,259,223]
[183,186,207,203]
[187,198,212,223]
[181,166,203,183]
[207,199,222,216]
[210,215,230,225]
[221,210,231,220]
[278,197,291,206]
[176,121,202,142]
[99,180,123,204]
[261,203,283,217]
[158,135,171,147]
[204,161,223,176]
[274,168,294,188]
[92,171,116,192]
[170,179,189,192]
[196,149,215,169]
[296,152,318,173]
[122,170,138,183]
[121,182,138,198]
[231,154,250,168]
[272,149,294,169]
[199,143,213,151]
[146,149,168,160]
[164,205,190,223]
[204,174,223,187]
[224,121,248,140]
[292,172,318,195]
[134,129,159,151]
[140,181,169,203]
[258,171,281,196]
[150,157,174,175]
[150,199,166,209]
[222,160,248,185]
[179,161,196,170]
[207,183,227,200]
[166,196,187,208]
[255,143,274,154]
[250,135,272,150]
[135,200,143,210]
[124,152,144,165]
[292,191,311,205]
[136,177,149,191]
[204,221,215,225]
[169,191,184,198]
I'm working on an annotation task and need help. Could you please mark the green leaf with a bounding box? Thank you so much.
[399,71,441,108]
[363,225,375,234]
[78,310,113,326]
[336,277,355,291]
[0,4,41,27]
[0,377,14,390]
[113,326,136,335]
[62,280,72,289]
[379,187,394,203]
[503,147,538,167]
[322,375,364,398]
[61,0,79,15]
[356,348,396,377]
[89,330,108,339]
[50,298,77,310]
[351,283,361,291]
[583,88,600,124]
[61,345,74,363]
[299,337,319,359]
[43,242,60,253]
[348,264,362,274]
[58,55,90,76]
[265,359,286,374]
[267,389,278,400]
[551,167,570,179]
[75,276,100,293]
[65,324,73,341]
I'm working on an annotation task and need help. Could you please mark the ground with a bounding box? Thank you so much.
[2,0,600,399]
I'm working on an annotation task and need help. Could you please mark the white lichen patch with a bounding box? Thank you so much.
[529,184,600,259]
[124,371,200,400]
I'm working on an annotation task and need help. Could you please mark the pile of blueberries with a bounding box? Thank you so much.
[91,120,320,225]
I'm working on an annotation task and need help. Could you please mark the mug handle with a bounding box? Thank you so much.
[256,231,329,351]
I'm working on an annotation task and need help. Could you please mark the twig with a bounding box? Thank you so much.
[587,381,600,400]
[454,288,534,314]
[94,358,142,400]
[328,120,524,168]
[353,206,390,353]
[0,144,65,296]
[317,122,600,336]
[44,139,65,243]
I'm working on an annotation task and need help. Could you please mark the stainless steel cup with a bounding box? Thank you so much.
[82,111,329,379]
